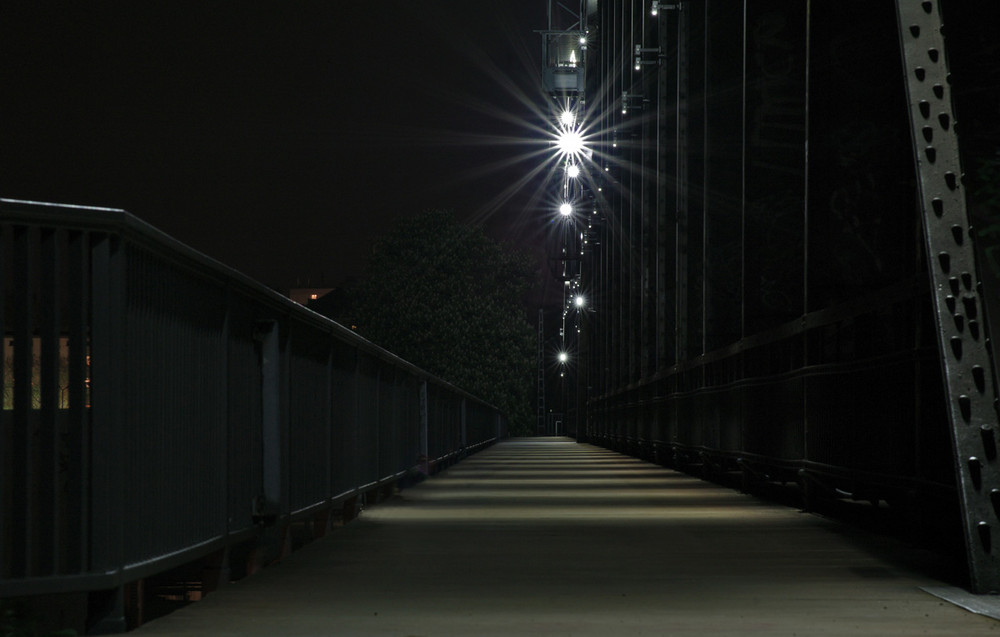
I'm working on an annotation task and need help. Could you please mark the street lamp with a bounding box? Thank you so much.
[555,128,584,157]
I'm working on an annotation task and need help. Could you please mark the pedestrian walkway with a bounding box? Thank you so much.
[133,438,999,636]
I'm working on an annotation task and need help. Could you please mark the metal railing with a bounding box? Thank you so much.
[0,199,503,609]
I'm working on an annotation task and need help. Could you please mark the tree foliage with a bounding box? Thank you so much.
[346,210,536,435]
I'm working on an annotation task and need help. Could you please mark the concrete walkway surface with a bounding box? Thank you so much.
[133,438,1000,636]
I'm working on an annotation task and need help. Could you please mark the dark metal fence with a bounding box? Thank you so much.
[0,198,503,623]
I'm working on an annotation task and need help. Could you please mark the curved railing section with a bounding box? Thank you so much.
[0,199,504,608]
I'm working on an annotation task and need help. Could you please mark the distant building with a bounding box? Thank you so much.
[287,287,334,306]
[286,286,353,327]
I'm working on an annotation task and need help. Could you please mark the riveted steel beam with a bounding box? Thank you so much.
[896,0,1000,593]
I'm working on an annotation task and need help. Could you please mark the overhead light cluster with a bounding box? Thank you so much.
[556,128,584,157]
[551,104,592,221]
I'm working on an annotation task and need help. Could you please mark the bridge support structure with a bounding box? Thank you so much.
[573,0,1000,593]
[896,0,1000,594]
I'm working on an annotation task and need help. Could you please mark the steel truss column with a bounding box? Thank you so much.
[896,0,1000,593]
[675,5,690,361]
[640,68,652,379]
[655,5,672,370]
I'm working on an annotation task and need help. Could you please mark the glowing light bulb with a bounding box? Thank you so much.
[566,164,580,178]
[559,203,573,217]
[556,129,584,156]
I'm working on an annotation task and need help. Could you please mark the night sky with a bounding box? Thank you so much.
[1,3,551,291]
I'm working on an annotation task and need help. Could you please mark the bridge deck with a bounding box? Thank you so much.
[134,438,997,636]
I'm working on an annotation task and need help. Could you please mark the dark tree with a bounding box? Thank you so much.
[345,210,537,435]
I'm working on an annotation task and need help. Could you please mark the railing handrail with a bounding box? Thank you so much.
[0,197,498,410]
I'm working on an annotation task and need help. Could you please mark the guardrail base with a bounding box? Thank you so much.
[86,586,127,635]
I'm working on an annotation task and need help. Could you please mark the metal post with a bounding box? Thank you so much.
[419,381,429,473]
[321,337,332,510]
[39,228,58,575]
[896,0,1000,593]
[66,230,88,574]
[538,309,546,435]
[254,320,281,522]
[0,226,7,580]
[11,226,32,578]
[87,232,126,633]
[460,398,467,450]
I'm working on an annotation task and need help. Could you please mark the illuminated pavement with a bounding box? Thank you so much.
[134,438,999,636]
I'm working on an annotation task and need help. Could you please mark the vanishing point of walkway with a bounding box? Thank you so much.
[134,438,999,636]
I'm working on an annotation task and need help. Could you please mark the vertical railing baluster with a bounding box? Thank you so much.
[371,359,379,480]
[351,346,360,493]
[0,222,7,579]
[461,397,467,452]
[87,231,127,633]
[420,381,429,478]
[221,300,232,537]
[324,340,333,505]
[39,227,58,576]
[254,319,281,522]
[66,230,88,574]
[12,225,32,577]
